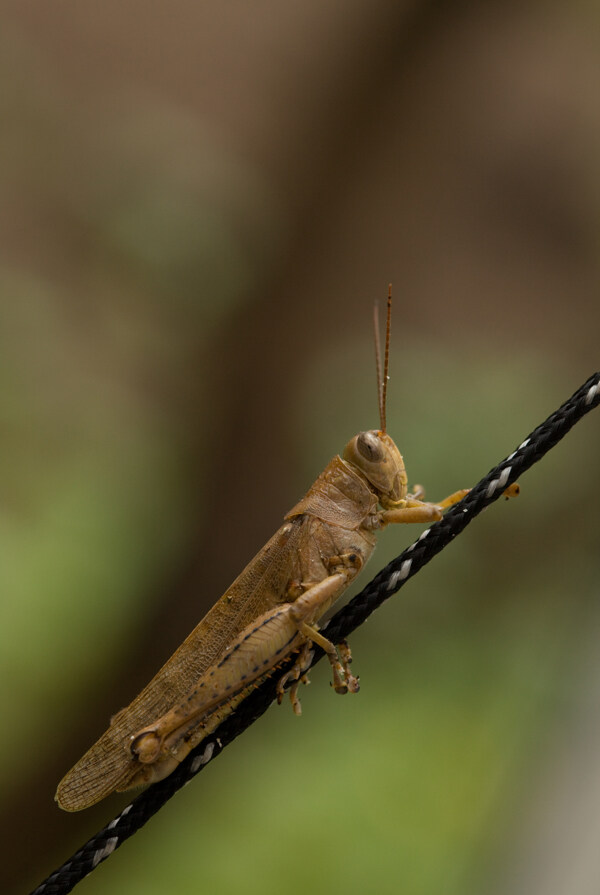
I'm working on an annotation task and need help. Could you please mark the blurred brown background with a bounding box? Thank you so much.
[1,2,600,894]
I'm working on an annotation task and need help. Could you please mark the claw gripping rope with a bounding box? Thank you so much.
[31,372,600,895]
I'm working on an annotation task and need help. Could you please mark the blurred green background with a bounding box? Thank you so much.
[2,2,600,894]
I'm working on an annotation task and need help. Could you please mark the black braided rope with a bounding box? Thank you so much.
[31,372,600,895]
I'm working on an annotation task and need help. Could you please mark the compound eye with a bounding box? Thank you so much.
[356,431,384,463]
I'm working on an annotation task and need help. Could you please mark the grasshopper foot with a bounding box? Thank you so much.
[327,639,360,695]
[277,644,314,715]
[337,639,360,694]
[288,677,310,715]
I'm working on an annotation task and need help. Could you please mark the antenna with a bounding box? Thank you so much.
[373,303,383,430]
[374,285,392,433]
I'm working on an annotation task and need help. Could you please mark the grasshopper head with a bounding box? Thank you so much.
[343,430,408,509]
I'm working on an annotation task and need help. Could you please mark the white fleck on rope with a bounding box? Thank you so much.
[485,466,511,498]
[507,437,530,461]
[387,559,412,591]
[585,381,599,406]
[92,837,118,869]
[408,528,431,552]
[190,741,216,775]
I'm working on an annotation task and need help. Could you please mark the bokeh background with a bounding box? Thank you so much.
[2,2,600,894]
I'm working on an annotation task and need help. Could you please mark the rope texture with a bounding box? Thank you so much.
[30,372,600,895]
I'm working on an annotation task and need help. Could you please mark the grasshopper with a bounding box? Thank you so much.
[56,292,483,812]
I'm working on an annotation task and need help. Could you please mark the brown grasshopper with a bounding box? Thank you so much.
[55,293,486,812]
